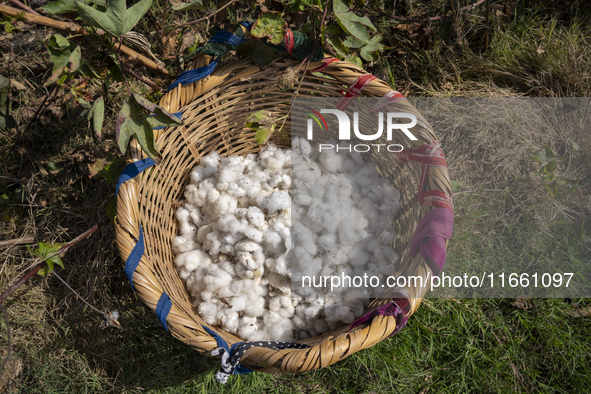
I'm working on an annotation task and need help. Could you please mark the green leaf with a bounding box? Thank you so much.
[95,156,126,184]
[326,35,348,57]
[68,45,82,73]
[345,54,363,67]
[172,0,205,11]
[88,96,104,139]
[42,0,100,14]
[569,139,580,151]
[360,35,384,61]
[450,180,463,192]
[333,0,375,44]
[0,194,10,206]
[75,0,152,38]
[255,124,275,145]
[246,110,276,145]
[27,242,65,276]
[529,146,562,173]
[251,12,286,45]
[115,96,164,159]
[49,33,70,49]
[106,198,118,224]
[115,98,133,154]
[236,40,277,69]
[342,35,366,48]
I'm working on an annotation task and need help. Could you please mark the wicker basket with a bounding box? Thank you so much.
[115,53,453,375]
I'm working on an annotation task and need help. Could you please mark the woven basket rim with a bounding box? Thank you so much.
[114,54,453,374]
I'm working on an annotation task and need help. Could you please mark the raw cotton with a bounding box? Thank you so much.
[172,137,401,342]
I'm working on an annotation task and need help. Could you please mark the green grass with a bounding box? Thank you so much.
[2,0,591,392]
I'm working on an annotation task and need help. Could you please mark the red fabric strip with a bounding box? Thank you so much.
[336,73,376,111]
[311,57,339,72]
[370,90,405,115]
[284,29,294,55]
[396,140,454,211]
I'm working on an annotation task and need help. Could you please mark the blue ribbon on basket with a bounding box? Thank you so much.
[166,22,253,92]
[202,325,310,384]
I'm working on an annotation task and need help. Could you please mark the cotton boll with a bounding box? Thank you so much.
[262,191,291,214]
[203,231,222,255]
[216,213,241,233]
[190,166,207,184]
[281,174,291,188]
[299,139,312,156]
[222,311,240,334]
[175,207,191,224]
[263,231,284,255]
[235,263,254,280]
[313,318,330,334]
[293,192,312,206]
[212,194,237,216]
[245,295,265,317]
[180,221,197,238]
[198,302,218,325]
[318,234,337,253]
[319,150,342,173]
[240,224,263,243]
[172,235,197,254]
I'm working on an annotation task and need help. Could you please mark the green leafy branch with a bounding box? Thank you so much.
[529,146,579,197]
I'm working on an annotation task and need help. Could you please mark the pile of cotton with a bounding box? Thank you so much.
[172,137,401,342]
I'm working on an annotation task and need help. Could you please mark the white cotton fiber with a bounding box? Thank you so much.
[173,139,401,341]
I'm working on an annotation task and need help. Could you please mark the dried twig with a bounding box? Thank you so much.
[121,64,166,92]
[383,0,487,23]
[6,0,39,16]
[164,0,237,29]
[0,236,45,248]
[0,223,103,303]
[0,4,169,76]
[22,85,57,138]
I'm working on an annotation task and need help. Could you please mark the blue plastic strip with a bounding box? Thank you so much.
[240,21,253,30]
[124,225,144,291]
[115,158,157,195]
[155,291,173,331]
[209,30,248,46]
[166,58,220,92]
[152,111,183,130]
[202,325,231,352]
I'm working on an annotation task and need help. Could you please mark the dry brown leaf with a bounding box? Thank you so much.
[179,30,196,54]
[511,297,534,311]
[161,32,178,57]
[10,79,26,91]
[567,306,591,318]
[169,0,182,7]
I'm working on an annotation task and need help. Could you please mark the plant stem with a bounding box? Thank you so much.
[163,0,237,29]
[0,236,44,248]
[0,223,103,303]
[52,272,104,315]
[6,0,39,15]
[22,85,57,138]
[121,64,165,92]
[118,37,132,97]
[0,4,169,76]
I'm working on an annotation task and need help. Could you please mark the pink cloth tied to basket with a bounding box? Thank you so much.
[349,139,455,335]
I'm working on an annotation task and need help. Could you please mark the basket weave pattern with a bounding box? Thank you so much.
[115,55,452,373]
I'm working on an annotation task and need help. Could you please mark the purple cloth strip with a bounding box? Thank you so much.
[350,298,411,335]
[410,208,454,276]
